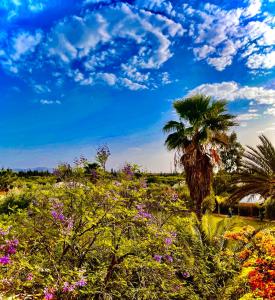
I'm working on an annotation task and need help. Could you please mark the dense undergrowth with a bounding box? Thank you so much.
[0,166,274,299]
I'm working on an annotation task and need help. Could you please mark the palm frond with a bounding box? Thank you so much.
[229,134,275,203]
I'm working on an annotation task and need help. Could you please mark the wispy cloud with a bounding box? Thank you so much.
[40,99,61,105]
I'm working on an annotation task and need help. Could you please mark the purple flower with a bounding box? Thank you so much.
[122,164,134,178]
[0,256,10,265]
[182,271,190,278]
[63,282,75,292]
[165,255,173,263]
[153,254,162,262]
[76,277,87,287]
[172,193,179,201]
[51,210,65,221]
[138,211,152,219]
[0,228,8,236]
[136,204,145,210]
[171,232,177,238]
[7,245,16,254]
[165,238,173,246]
[51,210,58,219]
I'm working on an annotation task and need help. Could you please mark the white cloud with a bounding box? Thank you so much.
[33,84,51,94]
[187,81,275,122]
[44,3,184,89]
[236,113,260,121]
[15,31,41,56]
[121,78,147,90]
[40,99,61,105]
[246,51,275,69]
[0,30,42,74]
[264,105,275,116]
[98,73,117,86]
[187,81,275,105]
[187,0,275,71]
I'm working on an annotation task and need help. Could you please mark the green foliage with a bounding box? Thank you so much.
[0,175,251,300]
[0,188,36,214]
[213,170,236,196]
[230,134,275,203]
[163,94,236,218]
[95,145,111,171]
[146,174,183,186]
[220,132,244,173]
[264,197,275,219]
[0,169,17,191]
[202,194,216,213]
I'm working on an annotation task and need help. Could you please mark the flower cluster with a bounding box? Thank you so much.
[153,254,173,263]
[164,232,177,246]
[122,164,134,179]
[254,231,275,256]
[238,249,252,260]
[248,258,275,299]
[224,226,255,243]
[63,277,87,293]
[50,199,74,234]
[0,237,19,266]
[44,287,56,300]
[135,204,152,220]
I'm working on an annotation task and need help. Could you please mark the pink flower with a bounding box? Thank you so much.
[26,273,33,281]
[0,256,10,265]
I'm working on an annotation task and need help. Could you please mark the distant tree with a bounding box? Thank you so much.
[220,132,244,173]
[53,163,73,181]
[230,135,275,203]
[95,145,110,171]
[163,94,236,219]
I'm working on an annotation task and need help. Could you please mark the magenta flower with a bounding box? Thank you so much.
[44,288,55,300]
[153,254,162,262]
[0,255,10,265]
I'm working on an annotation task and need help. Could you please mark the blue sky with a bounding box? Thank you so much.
[0,0,274,171]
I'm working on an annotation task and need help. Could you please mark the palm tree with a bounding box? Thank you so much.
[163,94,236,219]
[230,135,275,203]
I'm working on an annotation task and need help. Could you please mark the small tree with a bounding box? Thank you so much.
[95,145,110,171]
[220,132,244,173]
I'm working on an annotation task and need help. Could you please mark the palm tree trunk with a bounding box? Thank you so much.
[182,147,213,220]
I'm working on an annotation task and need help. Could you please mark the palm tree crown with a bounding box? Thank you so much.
[163,94,236,218]
[230,135,275,203]
[163,94,236,151]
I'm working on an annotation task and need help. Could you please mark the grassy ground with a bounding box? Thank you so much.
[210,214,275,230]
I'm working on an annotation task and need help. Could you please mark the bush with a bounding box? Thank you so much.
[264,198,275,219]
[0,177,244,299]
